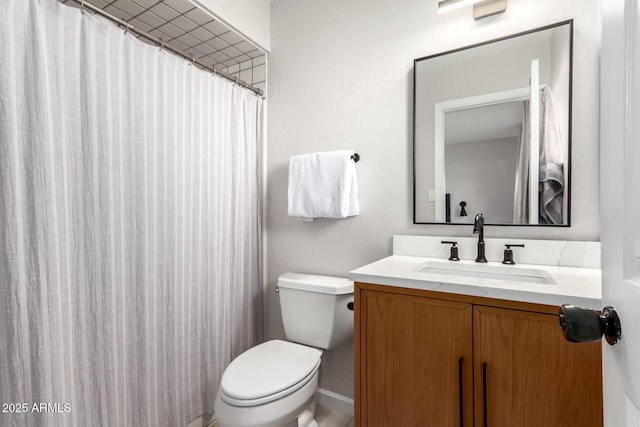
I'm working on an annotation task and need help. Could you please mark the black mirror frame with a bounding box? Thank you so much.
[412,20,573,227]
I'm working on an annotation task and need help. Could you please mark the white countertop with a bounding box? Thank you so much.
[348,255,602,308]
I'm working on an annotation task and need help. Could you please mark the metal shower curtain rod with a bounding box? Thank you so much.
[69,0,264,97]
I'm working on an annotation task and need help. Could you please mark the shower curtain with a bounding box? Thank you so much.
[0,0,263,426]
[512,86,565,224]
[513,100,530,224]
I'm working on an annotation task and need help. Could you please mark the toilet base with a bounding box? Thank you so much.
[297,400,317,427]
[277,400,317,427]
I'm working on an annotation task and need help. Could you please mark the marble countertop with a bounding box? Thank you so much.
[348,255,601,308]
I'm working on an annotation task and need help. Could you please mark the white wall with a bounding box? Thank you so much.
[194,0,270,51]
[268,0,601,399]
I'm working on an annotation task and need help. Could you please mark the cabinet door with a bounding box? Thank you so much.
[473,306,602,427]
[357,290,473,427]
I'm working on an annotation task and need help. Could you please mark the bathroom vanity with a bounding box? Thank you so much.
[349,236,603,427]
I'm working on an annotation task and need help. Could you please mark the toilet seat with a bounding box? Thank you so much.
[220,340,322,407]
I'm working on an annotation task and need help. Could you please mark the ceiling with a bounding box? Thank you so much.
[445,101,524,145]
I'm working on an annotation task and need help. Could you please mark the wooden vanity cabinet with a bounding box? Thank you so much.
[356,289,474,426]
[354,282,603,427]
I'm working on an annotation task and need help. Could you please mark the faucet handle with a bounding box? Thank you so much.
[502,244,525,265]
[441,241,460,261]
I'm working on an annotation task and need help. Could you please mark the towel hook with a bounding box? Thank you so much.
[459,201,467,216]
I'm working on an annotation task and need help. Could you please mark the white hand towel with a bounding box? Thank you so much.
[288,150,360,221]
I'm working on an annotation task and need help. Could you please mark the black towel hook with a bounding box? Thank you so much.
[459,201,468,217]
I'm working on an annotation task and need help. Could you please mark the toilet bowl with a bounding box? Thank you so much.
[214,273,354,427]
[214,340,321,427]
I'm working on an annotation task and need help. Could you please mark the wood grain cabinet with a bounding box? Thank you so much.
[354,282,603,427]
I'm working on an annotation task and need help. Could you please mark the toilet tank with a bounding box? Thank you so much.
[278,272,354,350]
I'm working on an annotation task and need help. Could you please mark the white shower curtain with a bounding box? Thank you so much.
[513,100,529,224]
[0,0,263,426]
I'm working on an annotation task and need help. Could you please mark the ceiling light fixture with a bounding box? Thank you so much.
[438,0,507,20]
[437,0,485,14]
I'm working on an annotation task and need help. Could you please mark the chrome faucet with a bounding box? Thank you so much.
[473,213,488,263]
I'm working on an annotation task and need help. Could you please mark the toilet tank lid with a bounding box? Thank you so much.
[277,272,354,295]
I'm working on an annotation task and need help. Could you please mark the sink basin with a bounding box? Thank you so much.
[415,261,556,285]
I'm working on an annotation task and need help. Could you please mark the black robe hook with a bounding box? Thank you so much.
[460,201,468,217]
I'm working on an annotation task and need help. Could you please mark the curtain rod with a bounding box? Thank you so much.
[69,0,264,97]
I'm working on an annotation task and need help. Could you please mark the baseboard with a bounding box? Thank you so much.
[315,388,354,417]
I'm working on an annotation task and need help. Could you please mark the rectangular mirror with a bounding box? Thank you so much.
[413,21,572,226]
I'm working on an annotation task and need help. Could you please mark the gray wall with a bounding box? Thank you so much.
[446,137,519,224]
[267,0,601,398]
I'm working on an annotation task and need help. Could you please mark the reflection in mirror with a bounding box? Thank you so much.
[413,21,572,226]
[445,101,523,224]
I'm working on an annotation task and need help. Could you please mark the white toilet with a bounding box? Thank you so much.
[214,272,354,427]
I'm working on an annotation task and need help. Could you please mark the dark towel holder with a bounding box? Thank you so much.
[351,153,360,162]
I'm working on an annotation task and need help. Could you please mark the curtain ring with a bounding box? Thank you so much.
[80,0,85,12]
[158,38,165,51]
[124,23,130,34]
